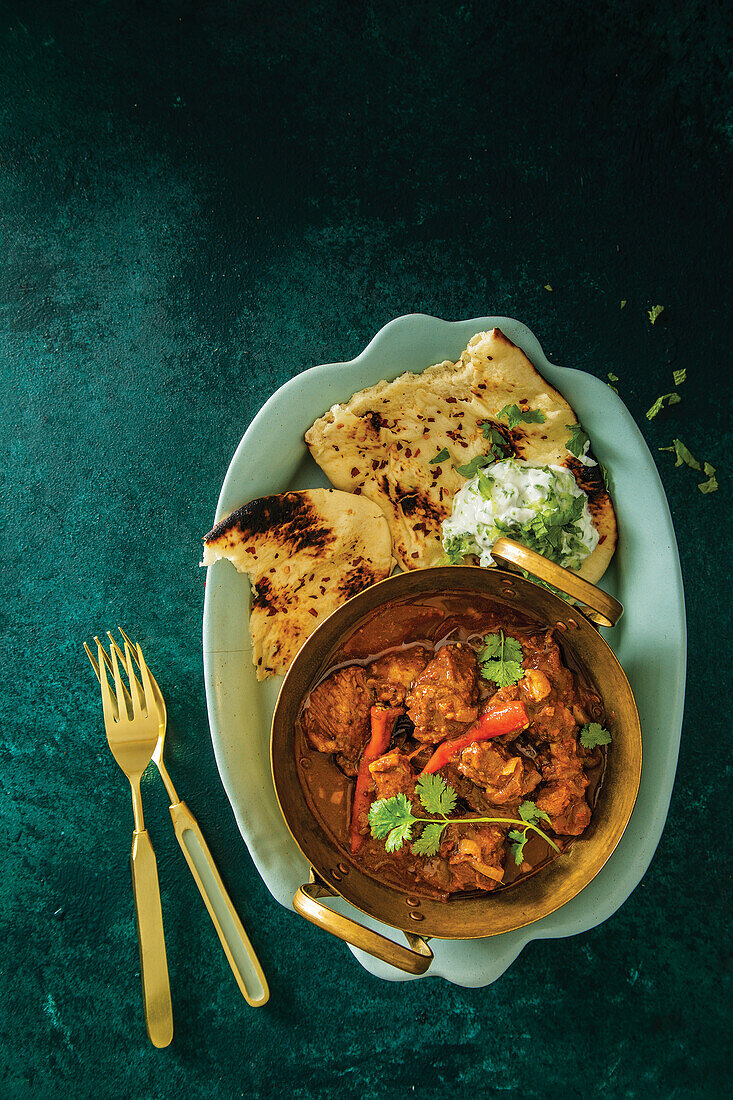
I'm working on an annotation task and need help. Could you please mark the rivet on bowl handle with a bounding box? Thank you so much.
[491,538,623,628]
[293,874,433,976]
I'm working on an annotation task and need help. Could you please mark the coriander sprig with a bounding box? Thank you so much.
[478,630,525,688]
[579,722,612,749]
[368,775,560,863]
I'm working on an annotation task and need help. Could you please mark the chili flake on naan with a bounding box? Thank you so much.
[305,329,616,583]
[202,490,393,679]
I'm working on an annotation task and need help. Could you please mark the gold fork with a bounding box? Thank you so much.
[89,631,269,1008]
[85,636,173,1048]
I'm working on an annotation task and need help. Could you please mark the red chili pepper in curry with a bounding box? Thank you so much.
[420,701,529,775]
[349,705,403,852]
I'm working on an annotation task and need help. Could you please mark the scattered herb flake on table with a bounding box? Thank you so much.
[698,462,718,494]
[659,438,701,470]
[659,440,718,494]
[646,392,681,420]
[673,368,686,385]
[648,304,665,324]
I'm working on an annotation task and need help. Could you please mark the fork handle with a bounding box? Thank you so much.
[130,829,174,1047]
[169,801,269,1007]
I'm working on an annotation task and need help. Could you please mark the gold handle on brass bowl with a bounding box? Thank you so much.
[491,538,623,628]
[293,875,433,976]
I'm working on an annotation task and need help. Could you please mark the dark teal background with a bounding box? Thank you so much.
[2,2,731,1097]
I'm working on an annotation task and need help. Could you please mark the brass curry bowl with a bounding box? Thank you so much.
[271,539,642,975]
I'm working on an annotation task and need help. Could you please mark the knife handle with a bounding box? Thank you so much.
[168,801,269,1007]
[130,828,174,1048]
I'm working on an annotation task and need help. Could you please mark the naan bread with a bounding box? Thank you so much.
[305,329,616,583]
[203,490,393,679]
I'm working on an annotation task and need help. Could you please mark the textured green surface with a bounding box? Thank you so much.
[1,2,731,1097]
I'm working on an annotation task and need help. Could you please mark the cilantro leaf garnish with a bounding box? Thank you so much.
[368,785,560,867]
[698,462,718,494]
[673,368,686,385]
[453,454,496,479]
[648,304,665,324]
[508,829,529,866]
[507,804,553,865]
[481,423,512,461]
[430,448,450,465]
[369,792,414,841]
[518,800,551,826]
[659,438,701,470]
[565,423,590,458]
[410,822,446,857]
[478,631,525,688]
[443,532,474,564]
[579,723,612,749]
[497,404,547,429]
[600,462,611,492]
[415,773,457,816]
[646,392,681,420]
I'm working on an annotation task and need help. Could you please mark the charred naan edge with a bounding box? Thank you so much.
[305,328,617,583]
[202,489,393,679]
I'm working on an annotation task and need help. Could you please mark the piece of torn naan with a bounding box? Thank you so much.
[305,328,616,583]
[202,489,393,679]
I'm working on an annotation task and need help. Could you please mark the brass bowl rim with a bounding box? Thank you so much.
[271,565,642,939]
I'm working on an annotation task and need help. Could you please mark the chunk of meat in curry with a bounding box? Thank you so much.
[369,749,416,803]
[366,646,431,706]
[535,736,592,834]
[417,823,506,893]
[406,643,479,742]
[303,665,373,774]
[457,740,541,805]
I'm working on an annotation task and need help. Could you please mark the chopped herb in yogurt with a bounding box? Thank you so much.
[441,459,599,569]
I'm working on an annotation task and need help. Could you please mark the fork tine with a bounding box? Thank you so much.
[136,644,157,714]
[118,629,164,705]
[109,641,129,721]
[87,639,119,721]
[94,635,131,720]
[84,641,101,682]
[96,640,118,728]
[124,643,144,718]
[94,636,115,677]
[107,630,144,718]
